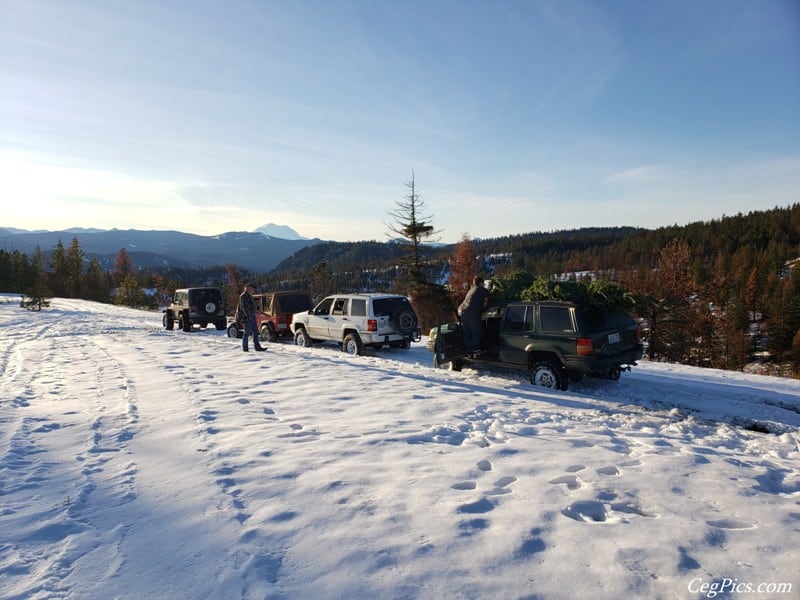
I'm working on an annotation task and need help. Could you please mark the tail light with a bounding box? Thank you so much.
[368,319,378,332]
[577,338,594,356]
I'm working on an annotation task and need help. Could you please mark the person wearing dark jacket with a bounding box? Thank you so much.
[235,283,266,352]
[458,276,489,355]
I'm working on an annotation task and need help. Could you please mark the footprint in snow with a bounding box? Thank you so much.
[707,519,755,530]
[597,465,620,476]
[452,481,478,491]
[486,476,517,496]
[549,474,582,491]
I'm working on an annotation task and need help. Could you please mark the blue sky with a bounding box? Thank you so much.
[1,0,798,243]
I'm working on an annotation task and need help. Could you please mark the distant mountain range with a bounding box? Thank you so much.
[0,225,319,272]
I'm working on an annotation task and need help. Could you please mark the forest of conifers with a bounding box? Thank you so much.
[1,204,798,376]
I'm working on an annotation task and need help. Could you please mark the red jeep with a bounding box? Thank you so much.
[227,291,312,342]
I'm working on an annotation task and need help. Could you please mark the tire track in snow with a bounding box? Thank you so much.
[85,331,294,597]
[0,318,141,597]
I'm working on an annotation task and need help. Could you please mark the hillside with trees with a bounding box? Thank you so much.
[1,204,798,376]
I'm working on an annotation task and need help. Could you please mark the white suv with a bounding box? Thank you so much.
[292,293,421,355]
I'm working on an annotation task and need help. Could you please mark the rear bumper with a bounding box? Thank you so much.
[564,344,644,375]
[361,326,421,345]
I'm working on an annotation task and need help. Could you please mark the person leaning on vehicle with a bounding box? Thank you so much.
[458,276,489,356]
[235,283,266,352]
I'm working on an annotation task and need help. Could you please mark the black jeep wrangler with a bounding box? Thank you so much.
[163,287,227,332]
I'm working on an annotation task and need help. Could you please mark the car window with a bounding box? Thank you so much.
[540,306,575,333]
[314,298,333,316]
[351,299,367,316]
[332,298,348,316]
[261,294,274,314]
[276,294,312,314]
[578,307,635,333]
[372,297,409,317]
[502,305,528,332]
[191,289,221,304]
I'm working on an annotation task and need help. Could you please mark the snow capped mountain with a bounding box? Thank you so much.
[253,223,306,240]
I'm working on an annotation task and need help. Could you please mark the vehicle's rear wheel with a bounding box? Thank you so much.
[163,313,174,331]
[530,361,567,390]
[343,333,364,356]
[227,323,240,338]
[267,325,278,343]
[294,328,312,347]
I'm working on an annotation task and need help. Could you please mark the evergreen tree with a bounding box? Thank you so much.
[310,262,334,302]
[28,246,51,304]
[115,273,146,307]
[66,237,85,298]
[387,172,440,285]
[49,240,68,297]
[84,258,110,303]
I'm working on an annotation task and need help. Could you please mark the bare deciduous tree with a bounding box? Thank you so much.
[448,234,480,307]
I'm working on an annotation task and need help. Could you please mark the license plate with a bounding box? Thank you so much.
[608,332,621,344]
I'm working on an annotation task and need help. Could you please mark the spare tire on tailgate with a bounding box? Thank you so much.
[392,307,418,335]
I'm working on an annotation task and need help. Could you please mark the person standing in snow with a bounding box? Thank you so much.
[235,283,266,352]
[458,276,489,356]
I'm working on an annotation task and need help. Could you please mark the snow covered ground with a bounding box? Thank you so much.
[1,296,798,599]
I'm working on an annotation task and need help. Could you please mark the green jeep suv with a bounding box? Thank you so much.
[430,301,643,390]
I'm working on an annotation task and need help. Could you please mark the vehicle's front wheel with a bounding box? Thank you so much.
[294,328,312,347]
[343,333,364,356]
[530,361,567,390]
[163,313,174,331]
[179,313,191,332]
[227,323,240,338]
